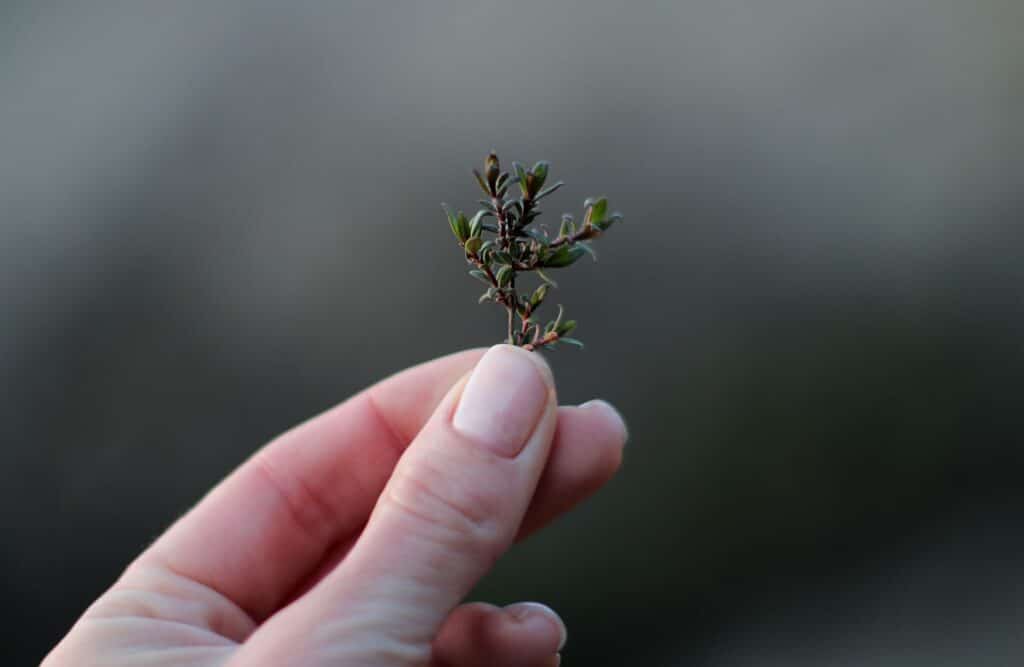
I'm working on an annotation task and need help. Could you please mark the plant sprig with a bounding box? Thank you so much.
[443,152,623,351]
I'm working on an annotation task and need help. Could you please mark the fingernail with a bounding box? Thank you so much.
[453,345,551,457]
[579,399,629,445]
[505,601,568,651]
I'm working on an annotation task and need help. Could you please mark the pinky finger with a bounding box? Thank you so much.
[431,601,566,667]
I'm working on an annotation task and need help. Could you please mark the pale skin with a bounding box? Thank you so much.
[44,346,627,666]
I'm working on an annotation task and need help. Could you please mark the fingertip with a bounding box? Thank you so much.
[489,343,555,388]
[515,401,626,539]
[452,344,556,458]
[432,601,565,665]
[503,602,567,652]
[578,399,628,449]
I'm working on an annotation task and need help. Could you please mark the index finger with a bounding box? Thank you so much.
[134,349,487,621]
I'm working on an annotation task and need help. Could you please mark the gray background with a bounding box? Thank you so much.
[3,1,1023,664]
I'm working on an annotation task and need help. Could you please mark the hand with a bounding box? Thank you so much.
[44,346,627,666]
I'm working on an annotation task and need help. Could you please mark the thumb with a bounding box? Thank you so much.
[235,345,559,666]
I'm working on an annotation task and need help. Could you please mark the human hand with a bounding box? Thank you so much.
[44,346,627,666]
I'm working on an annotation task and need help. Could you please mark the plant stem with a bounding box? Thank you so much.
[522,331,560,352]
[547,224,593,249]
[493,195,511,251]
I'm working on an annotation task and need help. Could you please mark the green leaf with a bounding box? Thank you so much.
[464,237,483,255]
[584,196,608,225]
[530,161,549,190]
[468,210,487,238]
[444,206,471,243]
[592,211,623,232]
[478,288,496,303]
[478,240,495,263]
[558,214,574,238]
[541,244,586,268]
[530,284,549,307]
[524,172,538,197]
[495,264,514,287]
[553,304,564,329]
[492,250,514,265]
[519,227,549,243]
[577,241,598,261]
[443,204,465,243]
[535,268,559,287]
[504,199,523,218]
[556,319,577,336]
[468,269,490,284]
[472,169,489,195]
[484,152,500,189]
[534,181,564,201]
[559,336,585,349]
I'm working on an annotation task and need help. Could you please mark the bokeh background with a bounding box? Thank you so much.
[4,1,1024,664]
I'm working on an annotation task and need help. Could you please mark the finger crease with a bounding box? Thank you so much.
[363,390,411,459]
[253,450,336,546]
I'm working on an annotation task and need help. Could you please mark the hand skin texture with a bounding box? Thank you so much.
[43,346,627,667]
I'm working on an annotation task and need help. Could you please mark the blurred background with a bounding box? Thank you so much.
[3,1,1024,664]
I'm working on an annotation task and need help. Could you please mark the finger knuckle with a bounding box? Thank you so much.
[385,454,509,557]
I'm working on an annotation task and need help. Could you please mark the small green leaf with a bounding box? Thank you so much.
[584,196,608,226]
[464,237,483,255]
[530,284,549,307]
[592,211,623,232]
[468,269,490,284]
[524,172,538,197]
[484,152,500,189]
[492,250,514,265]
[519,227,549,243]
[468,211,487,238]
[456,211,470,238]
[472,169,489,195]
[534,181,563,201]
[478,288,496,303]
[558,214,574,238]
[495,264,514,287]
[443,204,465,243]
[577,241,598,261]
[556,319,577,336]
[478,240,495,263]
[535,268,559,287]
[559,337,585,349]
[504,198,523,218]
[530,161,549,191]
[541,244,586,268]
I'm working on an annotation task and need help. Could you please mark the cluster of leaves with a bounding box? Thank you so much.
[443,152,622,350]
